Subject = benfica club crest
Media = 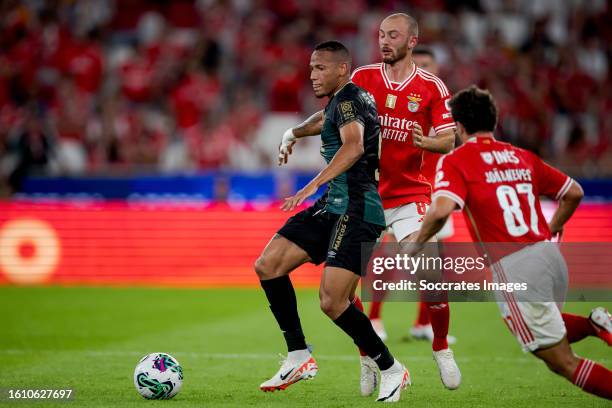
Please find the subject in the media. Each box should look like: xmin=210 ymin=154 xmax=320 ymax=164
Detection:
xmin=481 ymin=152 xmax=494 ymax=165
xmin=407 ymin=95 xmax=422 ymax=112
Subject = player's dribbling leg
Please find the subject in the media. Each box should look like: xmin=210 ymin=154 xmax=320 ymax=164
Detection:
xmin=534 ymin=337 xmax=612 ymax=400
xmin=320 ymin=266 xmax=410 ymax=402
xmin=255 ymin=235 xmax=318 ymax=391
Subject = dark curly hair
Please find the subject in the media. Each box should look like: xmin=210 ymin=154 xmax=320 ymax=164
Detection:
xmin=449 ymin=85 xmax=498 ymax=134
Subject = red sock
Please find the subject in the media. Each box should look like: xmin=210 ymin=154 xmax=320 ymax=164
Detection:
xmin=562 ymin=313 xmax=596 ymax=343
xmin=368 ymin=301 xmax=383 ymax=320
xmin=428 ymin=301 xmax=449 ymax=351
xmin=351 ymin=296 xmax=368 ymax=356
xmin=415 ymin=301 xmax=430 ymax=326
xmin=572 ymin=358 xmax=612 ymax=399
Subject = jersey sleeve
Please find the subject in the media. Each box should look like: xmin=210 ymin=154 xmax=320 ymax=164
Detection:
xmin=332 ymin=97 xmax=366 ymax=129
xmin=432 ymin=155 xmax=467 ymax=209
xmin=429 ymin=79 xmax=456 ymax=134
xmin=532 ymin=155 xmax=573 ymax=200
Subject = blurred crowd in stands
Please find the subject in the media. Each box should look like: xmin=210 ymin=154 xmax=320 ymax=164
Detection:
xmin=0 ymin=0 xmax=610 ymax=195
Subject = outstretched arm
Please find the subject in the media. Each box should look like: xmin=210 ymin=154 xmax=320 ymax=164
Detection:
xmin=281 ymin=121 xmax=364 ymax=211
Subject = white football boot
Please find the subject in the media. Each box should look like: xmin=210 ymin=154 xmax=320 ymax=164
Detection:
xmin=359 ymin=355 xmax=378 ymax=396
xmin=433 ymin=348 xmax=461 ymax=390
xmin=589 ymin=307 xmax=612 ymax=346
xmin=376 ymin=359 xmax=411 ymax=402
xmin=260 ymin=350 xmax=318 ymax=392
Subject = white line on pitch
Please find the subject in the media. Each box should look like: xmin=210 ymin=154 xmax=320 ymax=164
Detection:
xmin=3 ymin=349 xmax=608 ymax=364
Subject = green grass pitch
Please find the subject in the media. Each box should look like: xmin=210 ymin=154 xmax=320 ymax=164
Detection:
xmin=0 ymin=286 xmax=610 ymax=407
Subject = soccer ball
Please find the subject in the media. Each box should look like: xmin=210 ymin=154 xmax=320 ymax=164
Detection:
xmin=134 ymin=353 xmax=183 ymax=399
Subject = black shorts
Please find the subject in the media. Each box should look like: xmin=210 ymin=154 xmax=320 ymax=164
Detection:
xmin=277 ymin=204 xmax=384 ymax=276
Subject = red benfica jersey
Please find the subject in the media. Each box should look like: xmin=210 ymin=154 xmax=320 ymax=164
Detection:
xmin=351 ymin=63 xmax=455 ymax=208
xmin=433 ymin=136 xmax=573 ymax=246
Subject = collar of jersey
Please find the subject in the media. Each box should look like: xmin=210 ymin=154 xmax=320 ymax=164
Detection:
xmin=333 ymin=80 xmax=352 ymax=97
xmin=380 ymin=62 xmax=417 ymax=91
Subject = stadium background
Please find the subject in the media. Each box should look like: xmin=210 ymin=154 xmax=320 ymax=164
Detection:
xmin=0 ymin=1 xmax=611 ymax=407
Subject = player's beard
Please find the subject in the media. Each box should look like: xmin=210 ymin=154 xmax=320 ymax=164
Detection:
xmin=381 ymin=43 xmax=409 ymax=65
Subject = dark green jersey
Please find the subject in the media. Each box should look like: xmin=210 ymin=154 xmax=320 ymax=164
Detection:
xmin=318 ymin=82 xmax=385 ymax=226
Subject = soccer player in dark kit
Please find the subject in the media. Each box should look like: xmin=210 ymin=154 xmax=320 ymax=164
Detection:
xmin=255 ymin=41 xmax=410 ymax=402
xmin=279 ymin=14 xmax=461 ymax=395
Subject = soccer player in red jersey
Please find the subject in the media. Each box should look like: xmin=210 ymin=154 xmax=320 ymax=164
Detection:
xmin=350 ymin=13 xmax=460 ymax=392
xmin=279 ymin=13 xmax=461 ymax=395
xmin=365 ymin=46 xmax=458 ymax=345
xmin=414 ymin=86 xmax=612 ymax=400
